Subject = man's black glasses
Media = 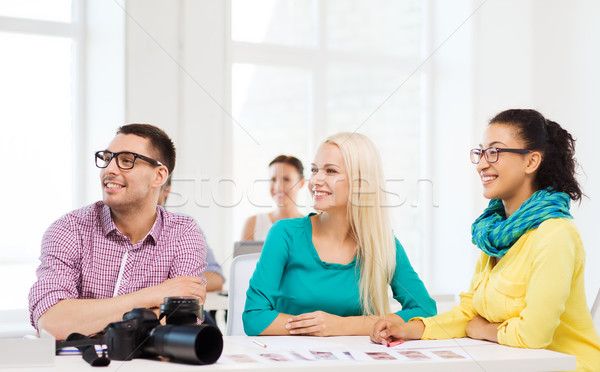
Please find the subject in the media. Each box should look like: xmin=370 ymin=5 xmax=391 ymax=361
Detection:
xmin=95 ymin=151 xmax=163 ymax=170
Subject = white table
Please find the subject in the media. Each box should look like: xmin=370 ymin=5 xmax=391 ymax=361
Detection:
xmin=1 ymin=336 xmax=576 ymax=372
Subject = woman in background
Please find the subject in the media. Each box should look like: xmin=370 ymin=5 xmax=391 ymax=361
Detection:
xmin=243 ymin=132 xmax=436 ymax=336
xmin=241 ymin=155 xmax=305 ymax=241
xmin=371 ymin=109 xmax=600 ymax=371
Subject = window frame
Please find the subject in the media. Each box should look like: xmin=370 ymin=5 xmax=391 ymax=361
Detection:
xmin=0 ymin=0 xmax=85 ymax=312
xmin=227 ymin=0 xmax=434 ymax=283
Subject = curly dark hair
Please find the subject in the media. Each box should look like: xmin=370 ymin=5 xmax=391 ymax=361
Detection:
xmin=489 ymin=109 xmax=582 ymax=201
xmin=117 ymin=124 xmax=176 ymax=175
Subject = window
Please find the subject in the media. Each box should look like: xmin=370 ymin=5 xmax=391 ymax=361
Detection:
xmin=0 ymin=0 xmax=81 ymax=310
xmin=230 ymin=0 xmax=428 ymax=273
xmin=0 ymin=0 xmax=72 ymax=22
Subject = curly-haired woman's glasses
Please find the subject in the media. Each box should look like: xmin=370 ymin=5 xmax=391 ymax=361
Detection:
xmin=470 ymin=147 xmax=531 ymax=164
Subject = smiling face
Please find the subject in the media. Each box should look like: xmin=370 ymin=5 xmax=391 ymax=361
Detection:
xmin=476 ymin=123 xmax=540 ymax=215
xmin=100 ymin=134 xmax=167 ymax=214
xmin=309 ymin=143 xmax=349 ymax=212
xmin=269 ymin=162 xmax=305 ymax=208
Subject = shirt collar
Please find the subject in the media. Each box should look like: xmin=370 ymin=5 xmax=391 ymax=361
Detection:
xmin=100 ymin=202 xmax=164 ymax=246
xmin=100 ymin=203 xmax=118 ymax=237
xmin=146 ymin=207 xmax=164 ymax=245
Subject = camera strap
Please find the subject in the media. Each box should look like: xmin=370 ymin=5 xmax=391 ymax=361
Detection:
xmin=56 ymin=333 xmax=111 ymax=367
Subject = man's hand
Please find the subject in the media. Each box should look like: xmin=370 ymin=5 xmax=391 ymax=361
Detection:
xmin=465 ymin=315 xmax=499 ymax=342
xmin=285 ymin=311 xmax=343 ymax=336
xmin=142 ymin=276 xmax=206 ymax=306
xmin=370 ymin=318 xmax=424 ymax=345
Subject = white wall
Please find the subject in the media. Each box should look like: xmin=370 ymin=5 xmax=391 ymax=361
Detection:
xmin=115 ymin=0 xmax=600 ymax=302
xmin=82 ymin=0 xmax=126 ymax=205
xmin=124 ymin=0 xmax=233 ymax=273
xmin=428 ymin=0 xmax=478 ymax=295
xmin=531 ymin=0 xmax=600 ymax=303
xmin=429 ymin=0 xmax=600 ymax=303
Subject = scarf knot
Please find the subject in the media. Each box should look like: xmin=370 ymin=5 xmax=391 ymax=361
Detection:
xmin=471 ymin=188 xmax=572 ymax=258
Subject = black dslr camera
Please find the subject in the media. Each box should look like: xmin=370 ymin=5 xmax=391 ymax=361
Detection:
xmin=104 ymin=297 xmax=223 ymax=364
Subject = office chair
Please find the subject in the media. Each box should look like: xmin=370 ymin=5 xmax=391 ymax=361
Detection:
xmin=225 ymin=253 xmax=260 ymax=336
xmin=233 ymin=240 xmax=264 ymax=257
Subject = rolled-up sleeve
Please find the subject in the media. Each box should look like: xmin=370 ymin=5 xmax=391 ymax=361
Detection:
xmin=418 ymin=254 xmax=486 ymax=339
xmin=28 ymin=217 xmax=82 ymax=331
xmin=170 ymin=221 xmax=208 ymax=284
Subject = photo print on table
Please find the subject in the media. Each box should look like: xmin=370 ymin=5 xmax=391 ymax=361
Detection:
xmin=260 ymin=353 xmax=291 ymax=362
xmin=310 ymin=351 xmax=338 ymax=360
xmin=366 ymin=351 xmax=397 ymax=361
xmin=223 ymin=354 xmax=258 ymax=363
xmin=397 ymin=350 xmax=430 ymax=360
xmin=431 ymin=350 xmax=466 ymax=359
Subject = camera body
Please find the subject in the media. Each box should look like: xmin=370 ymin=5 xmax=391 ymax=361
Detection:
xmin=105 ymin=307 xmax=159 ymax=360
xmin=104 ymin=297 xmax=223 ymax=365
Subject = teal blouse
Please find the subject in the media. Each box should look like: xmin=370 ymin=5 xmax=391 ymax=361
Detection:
xmin=242 ymin=214 xmax=436 ymax=336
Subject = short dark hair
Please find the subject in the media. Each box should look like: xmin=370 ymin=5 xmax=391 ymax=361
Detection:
xmin=117 ymin=124 xmax=176 ymax=175
xmin=269 ymin=155 xmax=304 ymax=178
xmin=489 ymin=109 xmax=582 ymax=201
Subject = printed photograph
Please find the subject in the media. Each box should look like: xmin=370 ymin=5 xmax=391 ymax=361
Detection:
xmin=366 ymin=351 xmax=397 ymax=360
xmin=260 ymin=353 xmax=291 ymax=362
xmin=225 ymin=354 xmax=258 ymax=363
xmin=398 ymin=350 xmax=430 ymax=360
xmin=432 ymin=350 xmax=466 ymax=359
xmin=290 ymin=351 xmax=313 ymax=361
xmin=310 ymin=350 xmax=338 ymax=360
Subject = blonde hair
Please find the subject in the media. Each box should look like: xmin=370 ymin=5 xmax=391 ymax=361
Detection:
xmin=323 ymin=132 xmax=396 ymax=316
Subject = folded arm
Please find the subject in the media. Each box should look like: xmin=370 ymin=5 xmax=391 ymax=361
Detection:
xmin=31 ymin=218 xmax=207 ymax=340
xmin=280 ymin=311 xmax=403 ymax=337
xmin=38 ymin=276 xmax=206 ymax=340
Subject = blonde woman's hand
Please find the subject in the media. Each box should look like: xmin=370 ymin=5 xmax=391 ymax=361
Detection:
xmin=285 ymin=311 xmax=342 ymax=336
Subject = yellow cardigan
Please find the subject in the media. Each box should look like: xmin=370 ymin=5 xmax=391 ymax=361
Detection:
xmin=419 ymin=218 xmax=600 ymax=372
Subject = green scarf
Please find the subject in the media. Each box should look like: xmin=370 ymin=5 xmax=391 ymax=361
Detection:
xmin=471 ymin=188 xmax=572 ymax=258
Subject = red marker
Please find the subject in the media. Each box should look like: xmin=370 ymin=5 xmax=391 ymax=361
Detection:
xmin=386 ymin=339 xmax=405 ymax=347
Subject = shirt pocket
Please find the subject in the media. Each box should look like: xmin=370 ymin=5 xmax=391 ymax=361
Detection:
xmin=493 ymin=275 xmax=526 ymax=319
xmin=470 ymin=272 xmax=485 ymax=292
xmin=466 ymin=272 xmax=485 ymax=308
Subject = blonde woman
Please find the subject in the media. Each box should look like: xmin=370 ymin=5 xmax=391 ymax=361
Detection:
xmin=243 ymin=133 xmax=436 ymax=336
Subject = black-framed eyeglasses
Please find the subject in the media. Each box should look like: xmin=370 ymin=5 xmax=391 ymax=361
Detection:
xmin=470 ymin=147 xmax=532 ymax=164
xmin=95 ymin=150 xmax=163 ymax=170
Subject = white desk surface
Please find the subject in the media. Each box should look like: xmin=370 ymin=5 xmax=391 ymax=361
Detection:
xmin=2 ymin=335 xmax=575 ymax=372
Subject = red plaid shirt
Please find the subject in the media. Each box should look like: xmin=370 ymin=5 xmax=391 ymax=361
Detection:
xmin=28 ymin=201 xmax=207 ymax=330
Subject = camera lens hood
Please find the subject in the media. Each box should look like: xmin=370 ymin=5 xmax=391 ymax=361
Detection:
xmin=160 ymin=296 xmax=203 ymax=325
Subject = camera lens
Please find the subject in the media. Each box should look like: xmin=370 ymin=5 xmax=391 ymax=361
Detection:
xmin=145 ymin=324 xmax=223 ymax=364
xmin=160 ymin=296 xmax=203 ymax=325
